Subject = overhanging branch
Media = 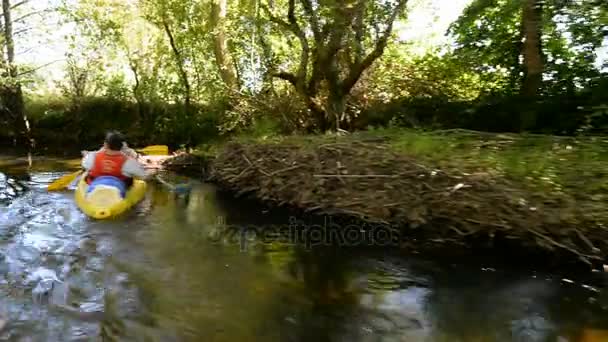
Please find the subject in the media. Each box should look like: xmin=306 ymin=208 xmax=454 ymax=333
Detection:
xmin=263 ymin=0 xmax=309 ymax=91
xmin=13 ymin=27 xmax=32 ymax=37
xmin=286 ymin=0 xmax=308 ymax=85
xmin=10 ymin=0 xmax=28 ymax=10
xmin=342 ymin=0 xmax=407 ymax=93
xmin=262 ymin=5 xmax=291 ymax=31
xmin=300 ymin=0 xmax=321 ymax=41
xmin=352 ymin=0 xmax=366 ymax=66
xmin=162 ymin=20 xmax=191 ymax=104
xmin=16 ymin=59 xmax=62 ymax=77
xmin=14 ymin=9 xmax=52 ymax=23
xmin=273 ymin=71 xmax=298 ymax=87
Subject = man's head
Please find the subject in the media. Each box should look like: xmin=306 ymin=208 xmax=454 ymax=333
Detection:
xmin=104 ymin=131 xmax=126 ymax=151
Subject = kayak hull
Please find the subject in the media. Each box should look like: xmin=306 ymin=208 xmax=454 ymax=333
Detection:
xmin=75 ymin=173 xmax=146 ymax=219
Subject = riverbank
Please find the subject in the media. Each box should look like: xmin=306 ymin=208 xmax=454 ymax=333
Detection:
xmin=163 ymin=129 xmax=608 ymax=268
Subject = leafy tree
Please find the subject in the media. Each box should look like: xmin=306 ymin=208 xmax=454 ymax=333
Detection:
xmin=210 ymin=0 xmax=239 ymax=90
xmin=64 ymin=0 xmax=159 ymax=125
xmin=520 ymin=0 xmax=543 ymax=97
xmin=0 ymin=0 xmax=35 ymax=146
xmin=35 ymin=0 xmax=605 ymax=139
xmin=263 ymin=0 xmax=408 ymax=131
xmin=450 ymin=0 xmax=607 ymax=97
xmin=450 ymin=0 xmax=607 ymax=130
xmin=360 ymin=46 xmax=485 ymax=103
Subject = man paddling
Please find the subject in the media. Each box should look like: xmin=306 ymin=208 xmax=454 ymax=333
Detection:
xmin=81 ymin=131 xmax=156 ymax=188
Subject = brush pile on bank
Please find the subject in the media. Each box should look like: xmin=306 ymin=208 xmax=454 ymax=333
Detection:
xmin=205 ymin=139 xmax=607 ymax=265
xmin=162 ymin=152 xmax=208 ymax=177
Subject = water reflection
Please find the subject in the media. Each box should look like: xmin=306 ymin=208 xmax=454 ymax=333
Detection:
xmin=112 ymin=180 xmax=608 ymax=342
xmin=1 ymin=161 xmax=608 ymax=341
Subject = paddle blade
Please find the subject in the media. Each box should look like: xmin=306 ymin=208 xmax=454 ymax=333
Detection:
xmin=136 ymin=145 xmax=169 ymax=155
xmin=47 ymin=170 xmax=83 ymax=191
xmin=580 ymin=329 xmax=608 ymax=342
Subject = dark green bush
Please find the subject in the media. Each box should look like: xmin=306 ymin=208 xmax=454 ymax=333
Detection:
xmin=359 ymin=89 xmax=607 ymax=135
xmin=17 ymin=96 xmax=222 ymax=151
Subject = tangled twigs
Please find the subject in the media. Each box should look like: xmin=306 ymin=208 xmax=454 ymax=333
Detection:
xmin=242 ymin=153 xmax=271 ymax=176
xmin=162 ymin=154 xmax=208 ymax=177
xmin=573 ymin=228 xmax=601 ymax=254
xmin=313 ymin=174 xmax=399 ymax=178
xmin=269 ymin=165 xmax=302 ymax=177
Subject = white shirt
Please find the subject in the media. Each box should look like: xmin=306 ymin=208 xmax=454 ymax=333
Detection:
xmin=82 ymin=151 xmax=147 ymax=179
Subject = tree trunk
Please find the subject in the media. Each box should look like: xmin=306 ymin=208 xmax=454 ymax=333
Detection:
xmin=306 ymin=96 xmax=328 ymax=132
xmin=2 ymin=0 xmax=15 ymax=70
xmin=326 ymin=91 xmax=346 ymax=131
xmin=1 ymin=0 xmax=30 ymax=148
xmin=289 ymin=87 xmax=327 ymax=132
xmin=268 ymin=0 xmax=406 ymax=133
xmin=132 ymin=68 xmax=148 ymax=137
xmin=162 ymin=20 xmax=193 ymax=146
xmin=0 ymin=86 xmax=27 ymax=143
xmin=520 ymin=0 xmax=544 ymax=131
xmin=162 ymin=21 xmax=191 ymax=115
xmin=210 ymin=0 xmax=238 ymax=90
xmin=521 ymin=0 xmax=543 ymax=97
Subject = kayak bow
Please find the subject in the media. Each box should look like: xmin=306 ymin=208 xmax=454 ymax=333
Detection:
xmin=74 ymin=172 xmax=146 ymax=219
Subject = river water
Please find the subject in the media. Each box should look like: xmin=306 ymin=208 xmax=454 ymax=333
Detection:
xmin=1 ymin=155 xmax=608 ymax=341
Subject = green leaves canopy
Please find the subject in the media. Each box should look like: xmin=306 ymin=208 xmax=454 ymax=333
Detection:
xmin=449 ymin=0 xmax=607 ymax=96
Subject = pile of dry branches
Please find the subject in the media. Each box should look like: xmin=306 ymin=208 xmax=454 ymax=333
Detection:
xmin=162 ymin=152 xmax=208 ymax=177
xmin=169 ymin=140 xmax=608 ymax=265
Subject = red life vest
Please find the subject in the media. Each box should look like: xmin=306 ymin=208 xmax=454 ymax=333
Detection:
xmin=87 ymin=151 xmax=128 ymax=183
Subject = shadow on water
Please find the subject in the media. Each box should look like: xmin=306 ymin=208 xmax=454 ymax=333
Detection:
xmin=1 ymin=156 xmax=608 ymax=341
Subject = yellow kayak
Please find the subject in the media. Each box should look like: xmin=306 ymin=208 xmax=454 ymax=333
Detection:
xmin=74 ymin=172 xmax=147 ymax=219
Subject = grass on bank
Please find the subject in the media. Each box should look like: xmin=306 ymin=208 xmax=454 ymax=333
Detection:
xmin=195 ymin=127 xmax=608 ymax=212
xmin=379 ymin=128 xmax=608 ymax=198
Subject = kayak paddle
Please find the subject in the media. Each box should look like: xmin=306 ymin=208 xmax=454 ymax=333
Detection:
xmin=47 ymin=170 xmax=83 ymax=191
xmin=154 ymin=175 xmax=193 ymax=194
xmin=136 ymin=145 xmax=169 ymax=155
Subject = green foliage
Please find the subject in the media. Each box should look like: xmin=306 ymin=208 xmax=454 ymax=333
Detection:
xmin=449 ymin=0 xmax=522 ymax=93
xmin=245 ymin=116 xmax=283 ymax=139
xmin=22 ymin=95 xmax=221 ymax=149
xmin=219 ymin=89 xmax=309 ymax=135
xmin=356 ymin=47 xmax=484 ymax=103
xmin=4 ymin=0 xmax=604 ymax=146
xmin=381 ymin=128 xmax=608 ymax=198
xmin=104 ymin=74 xmax=130 ymax=101
xmin=153 ymin=103 xmax=223 ymax=148
xmin=450 ymin=0 xmax=607 ymax=96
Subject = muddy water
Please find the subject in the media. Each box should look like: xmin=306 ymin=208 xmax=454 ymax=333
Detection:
xmin=1 ymin=156 xmax=608 ymax=341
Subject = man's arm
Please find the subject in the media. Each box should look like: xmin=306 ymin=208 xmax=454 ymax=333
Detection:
xmin=122 ymin=159 xmax=156 ymax=180
xmin=82 ymin=151 xmax=96 ymax=170
xmin=121 ymin=142 xmax=139 ymax=159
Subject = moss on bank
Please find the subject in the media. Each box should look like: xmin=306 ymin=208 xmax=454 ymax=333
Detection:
xmin=164 ymin=129 xmax=608 ymax=266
